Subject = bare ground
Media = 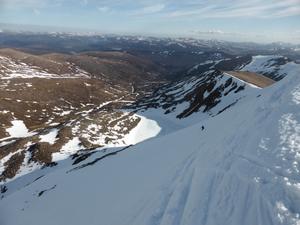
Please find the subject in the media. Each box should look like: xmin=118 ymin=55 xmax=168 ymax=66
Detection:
xmin=224 ymin=71 xmax=275 ymax=88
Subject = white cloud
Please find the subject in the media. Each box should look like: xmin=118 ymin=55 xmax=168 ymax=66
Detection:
xmin=1 ymin=0 xmax=300 ymax=19
xmin=97 ymin=6 xmax=110 ymax=13
xmin=270 ymin=5 xmax=300 ymax=17
xmin=165 ymin=0 xmax=300 ymax=19
xmin=33 ymin=8 xmax=41 ymax=15
xmin=142 ymin=4 xmax=165 ymax=14
xmin=0 ymin=0 xmax=62 ymax=9
xmin=81 ymin=0 xmax=88 ymax=6
xmin=131 ymin=3 xmax=165 ymax=16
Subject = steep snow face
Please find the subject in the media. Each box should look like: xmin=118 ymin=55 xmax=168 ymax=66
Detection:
xmin=1 ymin=64 xmax=300 ymax=225
xmin=241 ymin=55 xmax=300 ymax=81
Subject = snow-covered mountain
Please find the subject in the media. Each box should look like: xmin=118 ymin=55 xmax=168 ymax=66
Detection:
xmin=0 ymin=32 xmax=300 ymax=225
xmin=0 ymin=53 xmax=298 ymax=182
xmin=0 ymin=51 xmax=256 ymax=183
xmin=133 ymin=69 xmax=253 ymax=120
xmin=0 ymin=54 xmax=300 ymax=225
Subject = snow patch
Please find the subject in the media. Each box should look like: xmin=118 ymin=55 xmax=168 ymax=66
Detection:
xmin=39 ymin=129 xmax=59 ymax=145
xmin=52 ymin=137 xmax=82 ymax=161
xmin=6 ymin=120 xmax=33 ymax=138
xmin=123 ymin=115 xmax=161 ymax=145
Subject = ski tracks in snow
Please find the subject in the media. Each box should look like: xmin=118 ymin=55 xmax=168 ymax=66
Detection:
xmin=125 ymin=152 xmax=196 ymax=225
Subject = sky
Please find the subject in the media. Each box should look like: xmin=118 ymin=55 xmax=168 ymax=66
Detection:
xmin=0 ymin=0 xmax=300 ymax=43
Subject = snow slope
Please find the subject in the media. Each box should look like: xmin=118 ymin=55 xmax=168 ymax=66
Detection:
xmin=1 ymin=61 xmax=300 ymax=225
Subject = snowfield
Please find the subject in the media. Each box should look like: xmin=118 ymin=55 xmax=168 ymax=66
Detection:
xmin=121 ymin=115 xmax=161 ymax=145
xmin=1 ymin=58 xmax=300 ymax=225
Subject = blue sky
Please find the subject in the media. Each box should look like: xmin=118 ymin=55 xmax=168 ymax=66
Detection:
xmin=0 ymin=0 xmax=300 ymax=43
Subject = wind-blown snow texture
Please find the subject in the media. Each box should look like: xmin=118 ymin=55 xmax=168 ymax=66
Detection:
xmin=1 ymin=56 xmax=300 ymax=225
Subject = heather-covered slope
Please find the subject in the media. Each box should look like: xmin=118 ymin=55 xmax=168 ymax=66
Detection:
xmin=0 ymin=48 xmax=165 ymax=182
xmin=1 ymin=58 xmax=300 ymax=225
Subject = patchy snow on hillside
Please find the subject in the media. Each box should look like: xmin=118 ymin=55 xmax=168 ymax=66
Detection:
xmin=51 ymin=113 xmax=161 ymax=161
xmin=6 ymin=120 xmax=34 ymax=138
xmin=136 ymin=70 xmax=256 ymax=126
xmin=0 ymin=56 xmax=90 ymax=79
xmin=52 ymin=137 xmax=82 ymax=161
xmin=241 ymin=55 xmax=300 ymax=80
xmin=0 ymin=149 xmax=23 ymax=175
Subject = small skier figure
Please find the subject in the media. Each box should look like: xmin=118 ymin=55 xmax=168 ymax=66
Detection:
xmin=201 ymin=126 xmax=205 ymax=131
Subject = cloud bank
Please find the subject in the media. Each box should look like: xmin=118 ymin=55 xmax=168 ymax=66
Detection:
xmin=0 ymin=0 xmax=299 ymax=43
xmin=1 ymin=0 xmax=300 ymax=18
